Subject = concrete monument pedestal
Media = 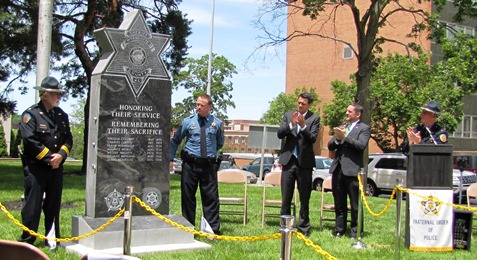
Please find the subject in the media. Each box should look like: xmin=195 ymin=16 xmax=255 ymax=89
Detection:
xmin=65 ymin=215 xmax=211 ymax=256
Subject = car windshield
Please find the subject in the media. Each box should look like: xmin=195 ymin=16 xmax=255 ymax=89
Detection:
xmin=316 ymin=158 xmax=333 ymax=169
xmin=219 ymin=161 xmax=239 ymax=170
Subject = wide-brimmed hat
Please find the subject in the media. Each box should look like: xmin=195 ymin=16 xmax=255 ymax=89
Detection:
xmin=33 ymin=76 xmax=65 ymax=93
xmin=420 ymin=100 xmax=440 ymax=115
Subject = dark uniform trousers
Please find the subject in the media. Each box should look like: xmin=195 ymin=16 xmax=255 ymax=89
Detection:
xmin=331 ymin=163 xmax=360 ymax=236
xmin=280 ymin=156 xmax=312 ymax=234
xmin=181 ymin=160 xmax=220 ymax=233
xmin=21 ymin=164 xmax=63 ymax=243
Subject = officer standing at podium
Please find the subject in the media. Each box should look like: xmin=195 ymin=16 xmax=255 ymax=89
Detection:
xmin=401 ymin=100 xmax=448 ymax=153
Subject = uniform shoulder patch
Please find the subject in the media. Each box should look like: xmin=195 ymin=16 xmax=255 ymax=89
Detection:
xmin=439 ymin=134 xmax=447 ymax=143
xmin=22 ymin=113 xmax=31 ymax=124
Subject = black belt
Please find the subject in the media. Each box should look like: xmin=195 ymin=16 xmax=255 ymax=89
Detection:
xmin=183 ymin=153 xmax=216 ymax=165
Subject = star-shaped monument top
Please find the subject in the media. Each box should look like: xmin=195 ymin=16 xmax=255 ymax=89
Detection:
xmin=94 ymin=10 xmax=170 ymax=99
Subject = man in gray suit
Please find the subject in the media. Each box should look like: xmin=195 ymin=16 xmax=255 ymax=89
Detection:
xmin=328 ymin=102 xmax=370 ymax=239
xmin=278 ymin=93 xmax=320 ymax=236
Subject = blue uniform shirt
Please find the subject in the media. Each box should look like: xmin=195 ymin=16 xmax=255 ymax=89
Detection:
xmin=170 ymin=113 xmax=224 ymax=159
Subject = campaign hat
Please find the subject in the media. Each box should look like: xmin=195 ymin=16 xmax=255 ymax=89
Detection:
xmin=420 ymin=100 xmax=440 ymax=115
xmin=33 ymin=76 xmax=65 ymax=93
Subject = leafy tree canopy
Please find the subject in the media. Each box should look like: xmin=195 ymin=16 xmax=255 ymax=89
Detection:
xmin=171 ymin=54 xmax=237 ymax=128
xmin=0 ymin=0 xmax=192 ymax=113
xmin=323 ymin=52 xmax=465 ymax=152
xmin=260 ymin=87 xmax=320 ymax=125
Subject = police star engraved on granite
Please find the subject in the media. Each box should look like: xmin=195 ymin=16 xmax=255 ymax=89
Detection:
xmin=142 ymin=187 xmax=162 ymax=209
xmin=104 ymin=189 xmax=125 ymax=211
xmin=95 ymin=10 xmax=170 ymax=99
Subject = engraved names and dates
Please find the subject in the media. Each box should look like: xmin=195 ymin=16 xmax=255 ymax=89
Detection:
xmin=106 ymin=104 xmax=163 ymax=162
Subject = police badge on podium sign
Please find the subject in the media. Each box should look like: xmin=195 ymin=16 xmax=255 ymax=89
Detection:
xmin=409 ymin=189 xmax=453 ymax=251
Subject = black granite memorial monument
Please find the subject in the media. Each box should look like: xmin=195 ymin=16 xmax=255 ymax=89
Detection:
xmin=68 ymin=10 xmax=209 ymax=254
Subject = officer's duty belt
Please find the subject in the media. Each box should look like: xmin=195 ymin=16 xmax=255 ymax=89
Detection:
xmin=183 ymin=153 xmax=216 ymax=165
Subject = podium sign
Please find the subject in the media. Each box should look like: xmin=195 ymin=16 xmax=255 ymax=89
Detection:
xmin=409 ymin=189 xmax=453 ymax=251
xmin=405 ymin=144 xmax=453 ymax=250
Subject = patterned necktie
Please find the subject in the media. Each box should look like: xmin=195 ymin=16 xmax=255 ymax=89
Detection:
xmin=200 ymin=117 xmax=207 ymax=158
xmin=346 ymin=123 xmax=352 ymax=135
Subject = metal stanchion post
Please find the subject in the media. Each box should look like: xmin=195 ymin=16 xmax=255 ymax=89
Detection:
xmin=279 ymin=215 xmax=296 ymax=260
xmin=394 ymin=178 xmax=403 ymax=260
xmin=352 ymin=169 xmax=367 ymax=249
xmin=123 ymin=186 xmax=134 ymax=255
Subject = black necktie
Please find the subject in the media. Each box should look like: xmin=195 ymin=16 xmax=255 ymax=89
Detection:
xmin=49 ymin=110 xmax=55 ymax=120
xmin=200 ymin=117 xmax=207 ymax=158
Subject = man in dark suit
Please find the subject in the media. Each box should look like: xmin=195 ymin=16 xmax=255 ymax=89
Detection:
xmin=277 ymin=93 xmax=320 ymax=236
xmin=328 ymin=102 xmax=370 ymax=239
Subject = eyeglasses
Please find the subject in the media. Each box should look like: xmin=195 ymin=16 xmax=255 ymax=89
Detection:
xmin=297 ymin=102 xmax=308 ymax=106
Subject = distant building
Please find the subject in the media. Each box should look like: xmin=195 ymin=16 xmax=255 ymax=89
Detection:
xmin=223 ymin=120 xmax=277 ymax=155
xmin=285 ymin=1 xmax=477 ymax=155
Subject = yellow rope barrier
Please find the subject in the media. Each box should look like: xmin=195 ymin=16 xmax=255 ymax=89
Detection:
xmin=294 ymin=232 xmax=337 ymax=260
xmin=0 ymin=196 xmax=343 ymax=259
xmin=395 ymin=186 xmax=477 ymax=212
xmin=357 ymin=174 xmax=396 ymax=216
xmin=356 ymin=174 xmax=477 ymax=215
xmin=0 ymin=202 xmax=124 ymax=242
xmin=132 ymin=196 xmax=280 ymax=242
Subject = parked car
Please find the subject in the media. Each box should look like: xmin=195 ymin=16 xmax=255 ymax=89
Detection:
xmin=170 ymin=158 xmax=182 ymax=174
xmin=267 ymin=155 xmax=333 ymax=191
xmin=241 ymin=156 xmax=275 ymax=179
xmin=219 ymin=161 xmax=257 ymax=184
xmin=366 ymin=153 xmax=477 ymax=201
xmin=312 ymin=156 xmax=333 ymax=191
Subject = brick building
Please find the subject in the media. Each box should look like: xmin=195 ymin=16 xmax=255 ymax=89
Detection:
xmin=285 ymin=1 xmax=477 ymax=156
xmin=223 ymin=119 xmax=275 ymax=154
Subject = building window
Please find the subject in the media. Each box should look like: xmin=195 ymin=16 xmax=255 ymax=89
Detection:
xmin=228 ymin=136 xmax=232 ymax=144
xmin=234 ymin=137 xmax=239 ymax=144
xmin=248 ymin=148 xmax=252 ymax=153
xmin=343 ymin=45 xmax=353 ymax=60
xmin=445 ymin=23 xmax=475 ymax=39
xmin=451 ymin=115 xmax=477 ymax=139
xmin=241 ymin=148 xmax=245 ymax=153
xmin=241 ymin=137 xmax=246 ymax=144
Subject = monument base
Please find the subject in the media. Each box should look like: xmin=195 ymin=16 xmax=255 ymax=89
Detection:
xmin=65 ymin=214 xmax=211 ymax=256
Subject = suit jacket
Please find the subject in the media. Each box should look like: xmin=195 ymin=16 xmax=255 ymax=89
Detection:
xmin=328 ymin=121 xmax=370 ymax=177
xmin=277 ymin=110 xmax=320 ymax=168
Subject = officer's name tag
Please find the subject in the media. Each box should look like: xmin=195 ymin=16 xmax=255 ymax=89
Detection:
xmin=39 ymin=124 xmax=48 ymax=129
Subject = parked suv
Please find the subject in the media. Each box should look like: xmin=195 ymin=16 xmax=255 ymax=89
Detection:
xmin=312 ymin=156 xmax=333 ymax=191
xmin=242 ymin=156 xmax=275 ymax=179
xmin=366 ymin=153 xmax=477 ymax=201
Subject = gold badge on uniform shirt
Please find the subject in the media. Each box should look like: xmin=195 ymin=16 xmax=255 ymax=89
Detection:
xmin=39 ymin=124 xmax=48 ymax=129
xmin=22 ymin=114 xmax=31 ymax=123
xmin=439 ymin=134 xmax=447 ymax=143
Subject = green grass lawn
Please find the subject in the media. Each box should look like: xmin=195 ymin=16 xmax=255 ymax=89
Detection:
xmin=1 ymin=160 xmax=476 ymax=259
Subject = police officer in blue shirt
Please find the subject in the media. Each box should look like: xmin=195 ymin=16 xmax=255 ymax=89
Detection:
xmin=18 ymin=76 xmax=73 ymax=246
xmin=401 ymin=100 xmax=448 ymax=153
xmin=170 ymin=94 xmax=224 ymax=234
